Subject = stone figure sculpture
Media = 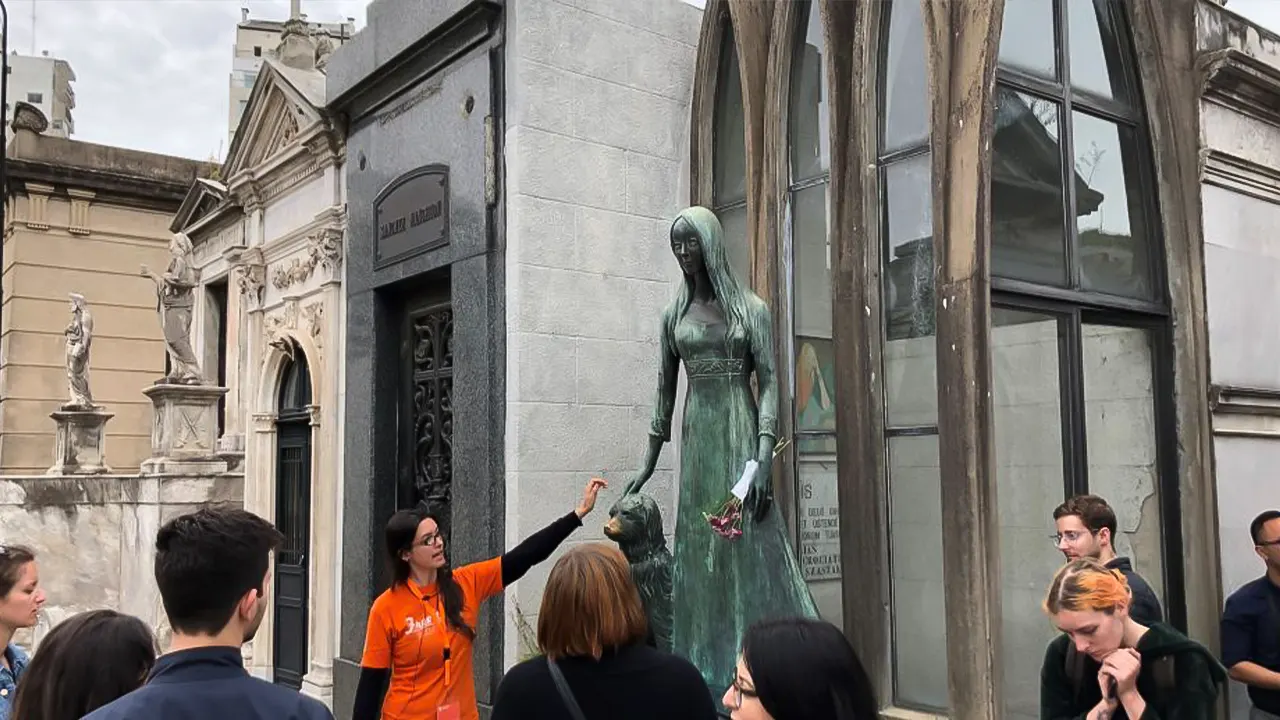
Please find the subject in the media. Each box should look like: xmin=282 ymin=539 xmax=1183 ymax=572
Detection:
xmin=604 ymin=492 xmax=674 ymax=653
xmin=622 ymin=206 xmax=817 ymax=691
xmin=64 ymin=293 xmax=95 ymax=408
xmin=141 ymin=232 xmax=203 ymax=384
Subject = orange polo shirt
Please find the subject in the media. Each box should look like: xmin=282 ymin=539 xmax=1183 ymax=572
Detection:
xmin=361 ymin=558 xmax=504 ymax=720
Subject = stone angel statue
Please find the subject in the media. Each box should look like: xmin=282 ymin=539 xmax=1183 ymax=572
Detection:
xmin=64 ymin=293 xmax=95 ymax=408
xmin=141 ymin=232 xmax=203 ymax=384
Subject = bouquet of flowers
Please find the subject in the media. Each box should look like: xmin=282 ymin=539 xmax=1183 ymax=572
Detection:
xmin=702 ymin=438 xmax=791 ymax=542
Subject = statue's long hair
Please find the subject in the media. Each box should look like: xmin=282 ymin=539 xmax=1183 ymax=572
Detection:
xmin=666 ymin=206 xmax=754 ymax=355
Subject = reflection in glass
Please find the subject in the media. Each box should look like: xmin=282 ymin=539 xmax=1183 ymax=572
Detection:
xmin=889 ymin=433 xmax=948 ymax=712
xmin=883 ymin=153 xmax=936 ymax=428
xmin=1081 ymin=323 xmax=1164 ymax=606
xmin=997 ymin=0 xmax=1057 ymax=79
xmin=797 ymin=454 xmax=842 ymax=625
xmin=991 ymin=308 xmax=1068 ymax=720
xmin=1073 ymin=112 xmax=1151 ymax=299
xmin=792 ymin=183 xmax=833 ymax=455
xmin=789 ymin=1 xmax=829 ymax=182
xmin=713 ymin=25 xmax=746 ymax=206
xmin=717 ymin=203 xmax=750 ymax=283
xmin=1068 ymin=0 xmax=1127 ymax=102
xmin=992 ymin=88 xmax=1067 ymax=286
xmin=882 ymin=0 xmax=929 ymax=153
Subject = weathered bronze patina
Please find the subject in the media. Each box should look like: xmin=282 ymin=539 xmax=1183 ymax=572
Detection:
xmin=604 ymin=493 xmax=674 ymax=653
xmin=624 ymin=205 xmax=816 ymax=691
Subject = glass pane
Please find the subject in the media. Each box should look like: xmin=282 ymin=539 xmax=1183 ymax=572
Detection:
xmin=882 ymin=0 xmax=930 ymax=153
xmin=792 ymin=181 xmax=833 ymax=457
xmin=889 ymin=433 xmax=948 ymax=711
xmin=1082 ymin=323 xmax=1164 ymax=608
xmin=713 ymin=26 xmax=747 ymax=206
xmin=992 ymin=88 xmax=1067 ymax=286
xmin=716 ymin=203 xmax=751 ymax=284
xmin=998 ymin=0 xmax=1057 ymax=80
xmin=883 ymin=154 xmax=936 ymax=427
xmin=992 ymin=308 xmax=1069 ymax=720
xmin=1067 ymin=0 xmax=1128 ymax=102
xmin=789 ymin=1 xmax=829 ymax=181
xmin=798 ymin=451 xmax=842 ymax=626
xmin=1074 ymin=113 xmax=1153 ymax=299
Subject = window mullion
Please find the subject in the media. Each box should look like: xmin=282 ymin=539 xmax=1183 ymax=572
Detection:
xmin=1057 ymin=0 xmax=1082 ymax=291
xmin=1060 ymin=310 xmax=1089 ymax=497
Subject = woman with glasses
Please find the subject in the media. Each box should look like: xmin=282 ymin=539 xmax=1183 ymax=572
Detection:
xmin=490 ymin=543 xmax=715 ymax=720
xmin=0 ymin=545 xmax=44 ymax=720
xmin=352 ymin=478 xmax=607 ymax=720
xmin=723 ymin=617 xmax=877 ymax=720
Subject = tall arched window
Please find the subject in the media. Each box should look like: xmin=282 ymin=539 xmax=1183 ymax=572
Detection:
xmin=783 ymin=0 xmax=838 ymax=625
xmin=877 ymin=0 xmax=948 ymax=712
xmin=711 ymin=16 xmax=750 ymax=280
xmin=992 ymin=1 xmax=1175 ymax=716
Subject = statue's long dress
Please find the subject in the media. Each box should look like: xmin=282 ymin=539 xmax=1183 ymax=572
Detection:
xmin=650 ymin=294 xmax=818 ymax=692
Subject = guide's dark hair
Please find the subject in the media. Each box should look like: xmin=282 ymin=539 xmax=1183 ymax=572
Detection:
xmin=1251 ymin=510 xmax=1280 ymax=545
xmin=11 ymin=609 xmax=156 ymax=720
xmin=154 ymin=506 xmax=284 ymax=635
xmin=0 ymin=544 xmax=36 ymax=598
xmin=1053 ymin=494 xmax=1118 ymax=538
xmin=384 ymin=508 xmax=473 ymax=639
xmin=741 ymin=617 xmax=878 ymax=720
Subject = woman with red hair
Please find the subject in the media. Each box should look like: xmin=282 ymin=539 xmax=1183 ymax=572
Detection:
xmin=1040 ymin=558 xmax=1225 ymax=719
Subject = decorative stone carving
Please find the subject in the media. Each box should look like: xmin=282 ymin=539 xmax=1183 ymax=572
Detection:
xmin=141 ymin=233 xmax=203 ymax=384
xmin=270 ymin=230 xmax=344 ymax=289
xmin=236 ymin=263 xmax=267 ymax=310
xmin=272 ymin=257 xmax=314 ymax=289
xmin=265 ymin=300 xmax=301 ymax=354
xmin=47 ymin=408 xmax=114 ymax=475
xmin=140 ymin=383 xmax=229 ymax=475
xmin=301 ymin=302 xmax=324 ymax=351
xmin=11 ymin=101 xmax=48 ymax=134
xmin=277 ymin=112 xmax=300 ymax=152
xmin=64 ymin=293 xmax=95 ymax=409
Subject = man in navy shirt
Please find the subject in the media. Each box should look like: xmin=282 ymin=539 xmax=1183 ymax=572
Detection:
xmin=1052 ymin=494 xmax=1164 ymax=625
xmin=1223 ymin=509 xmax=1280 ymax=720
xmin=84 ymin=507 xmax=332 ymax=720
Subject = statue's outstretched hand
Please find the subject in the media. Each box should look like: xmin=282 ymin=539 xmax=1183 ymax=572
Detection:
xmin=575 ymin=477 xmax=608 ymax=519
xmin=744 ymin=463 xmax=773 ymax=523
xmin=622 ymin=473 xmax=648 ymax=497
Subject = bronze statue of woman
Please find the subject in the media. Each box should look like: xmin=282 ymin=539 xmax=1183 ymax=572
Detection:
xmin=623 ymin=205 xmax=817 ymax=691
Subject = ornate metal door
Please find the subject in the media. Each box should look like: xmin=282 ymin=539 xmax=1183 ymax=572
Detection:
xmin=274 ymin=351 xmax=312 ymax=689
xmin=399 ymin=300 xmax=454 ymax=533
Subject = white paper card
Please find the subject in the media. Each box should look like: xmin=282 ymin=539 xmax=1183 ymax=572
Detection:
xmin=731 ymin=460 xmax=758 ymax=501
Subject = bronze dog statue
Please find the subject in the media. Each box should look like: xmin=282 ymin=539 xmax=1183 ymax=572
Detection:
xmin=605 ymin=493 xmax=673 ymax=653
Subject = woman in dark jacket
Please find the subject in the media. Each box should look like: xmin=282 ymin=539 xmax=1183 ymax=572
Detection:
xmin=1041 ymin=558 xmax=1226 ymax=719
xmin=491 ymin=543 xmax=716 ymax=720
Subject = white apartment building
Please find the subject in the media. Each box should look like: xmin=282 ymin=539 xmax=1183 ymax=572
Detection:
xmin=228 ymin=7 xmax=354 ymax=147
xmin=5 ymin=51 xmax=74 ymax=142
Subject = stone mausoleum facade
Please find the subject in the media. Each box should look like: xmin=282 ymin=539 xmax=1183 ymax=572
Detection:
xmin=320 ymin=1 xmax=1280 ymax=719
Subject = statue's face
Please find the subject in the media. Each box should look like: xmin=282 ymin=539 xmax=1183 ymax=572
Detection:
xmin=670 ymin=219 xmax=704 ymax=276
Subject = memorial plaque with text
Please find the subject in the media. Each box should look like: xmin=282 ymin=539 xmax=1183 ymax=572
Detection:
xmin=797 ymin=456 xmax=841 ymax=581
xmin=374 ymin=165 xmax=449 ymax=267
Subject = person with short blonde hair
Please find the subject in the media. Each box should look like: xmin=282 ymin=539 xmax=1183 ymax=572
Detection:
xmin=492 ymin=544 xmax=715 ymax=720
xmin=1041 ymin=558 xmax=1225 ymax=719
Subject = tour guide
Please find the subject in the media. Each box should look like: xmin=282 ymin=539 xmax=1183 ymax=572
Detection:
xmin=352 ymin=477 xmax=608 ymax=720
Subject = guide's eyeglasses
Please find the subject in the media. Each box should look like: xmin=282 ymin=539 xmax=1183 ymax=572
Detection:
xmin=1049 ymin=530 xmax=1096 ymax=546
xmin=725 ymin=676 xmax=757 ymax=709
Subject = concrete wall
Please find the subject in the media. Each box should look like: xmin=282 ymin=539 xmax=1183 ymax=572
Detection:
xmin=1197 ymin=4 xmax=1280 ymax=716
xmin=502 ymin=0 xmax=700 ymax=663
xmin=0 ymin=473 xmax=242 ymax=654
xmin=0 ymin=191 xmax=171 ymax=474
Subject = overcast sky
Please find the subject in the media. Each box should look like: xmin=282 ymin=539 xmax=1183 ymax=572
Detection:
xmin=10 ymin=0 xmax=1280 ymax=162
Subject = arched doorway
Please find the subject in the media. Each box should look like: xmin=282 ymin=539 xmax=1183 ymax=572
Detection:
xmin=273 ymin=345 xmax=312 ymax=689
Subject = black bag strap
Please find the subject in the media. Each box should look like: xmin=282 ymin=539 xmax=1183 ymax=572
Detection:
xmin=1268 ymin=587 xmax=1280 ymax=644
xmin=1064 ymin=641 xmax=1087 ymax=700
xmin=547 ymin=658 xmax=588 ymax=720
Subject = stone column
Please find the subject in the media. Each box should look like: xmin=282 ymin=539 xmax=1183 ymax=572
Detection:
xmin=303 ymin=403 xmax=334 ymax=705
xmin=922 ymin=0 xmax=1006 ymax=717
xmin=245 ymin=411 xmax=277 ymax=680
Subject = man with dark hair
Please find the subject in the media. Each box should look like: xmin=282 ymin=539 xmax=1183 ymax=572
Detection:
xmin=1051 ymin=494 xmax=1164 ymax=625
xmin=84 ymin=506 xmax=333 ymax=720
xmin=1222 ymin=509 xmax=1280 ymax=719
